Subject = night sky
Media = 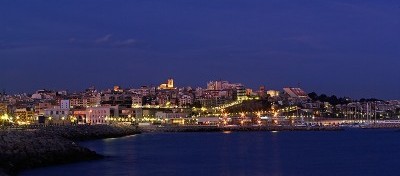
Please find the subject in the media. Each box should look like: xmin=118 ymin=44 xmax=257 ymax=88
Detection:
xmin=1 ymin=0 xmax=399 ymax=99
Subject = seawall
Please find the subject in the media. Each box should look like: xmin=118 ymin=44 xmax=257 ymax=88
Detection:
xmin=139 ymin=125 xmax=343 ymax=133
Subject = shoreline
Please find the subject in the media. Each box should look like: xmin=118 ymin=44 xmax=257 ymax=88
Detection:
xmin=138 ymin=123 xmax=400 ymax=133
xmin=138 ymin=125 xmax=343 ymax=133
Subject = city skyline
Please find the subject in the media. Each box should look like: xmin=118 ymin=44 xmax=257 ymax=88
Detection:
xmin=0 ymin=78 xmax=396 ymax=101
xmin=0 ymin=77 xmax=398 ymax=100
xmin=1 ymin=0 xmax=399 ymax=99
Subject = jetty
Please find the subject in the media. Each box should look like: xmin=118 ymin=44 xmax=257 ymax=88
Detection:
xmin=0 ymin=124 xmax=140 ymax=175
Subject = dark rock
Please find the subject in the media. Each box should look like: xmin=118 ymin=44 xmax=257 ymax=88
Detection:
xmin=0 ymin=124 xmax=139 ymax=175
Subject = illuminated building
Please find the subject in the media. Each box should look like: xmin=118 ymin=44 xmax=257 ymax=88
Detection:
xmin=60 ymin=100 xmax=70 ymax=110
xmin=132 ymin=95 xmax=143 ymax=107
xmin=179 ymin=95 xmax=193 ymax=106
xmin=15 ymin=108 xmax=34 ymax=122
xmin=197 ymin=117 xmax=220 ymax=125
xmin=283 ymin=87 xmax=310 ymax=104
xmin=159 ymin=78 xmax=175 ymax=90
xmin=44 ymin=107 xmax=70 ymax=124
xmin=207 ymin=80 xmax=241 ymax=90
xmin=258 ymin=86 xmax=266 ymax=97
xmin=0 ymin=103 xmax=7 ymax=116
xmin=70 ymin=97 xmax=89 ymax=108
xmin=72 ymin=108 xmax=87 ymax=124
xmin=236 ymin=85 xmax=247 ymax=101
xmin=31 ymin=89 xmax=57 ymax=100
xmin=267 ymin=90 xmax=280 ymax=97
xmin=207 ymin=81 xmax=223 ymax=90
xmin=101 ymin=93 xmax=133 ymax=108
xmin=246 ymin=89 xmax=253 ymax=96
xmin=155 ymin=111 xmax=189 ymax=119
xmin=114 ymin=86 xmax=123 ymax=92
xmin=283 ymin=87 xmax=308 ymax=98
xmin=34 ymin=102 xmax=52 ymax=115
xmin=86 ymin=107 xmax=110 ymax=125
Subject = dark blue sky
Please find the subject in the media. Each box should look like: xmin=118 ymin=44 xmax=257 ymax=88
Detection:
xmin=1 ymin=0 xmax=399 ymax=99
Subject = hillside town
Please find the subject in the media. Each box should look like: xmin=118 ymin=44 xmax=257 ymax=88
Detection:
xmin=1 ymin=79 xmax=399 ymax=127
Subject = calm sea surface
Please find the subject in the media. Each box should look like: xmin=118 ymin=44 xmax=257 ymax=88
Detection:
xmin=22 ymin=129 xmax=400 ymax=176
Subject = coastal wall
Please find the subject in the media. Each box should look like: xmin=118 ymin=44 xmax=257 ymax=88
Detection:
xmin=0 ymin=124 xmax=140 ymax=175
xmin=361 ymin=123 xmax=400 ymax=129
xmin=139 ymin=125 xmax=342 ymax=133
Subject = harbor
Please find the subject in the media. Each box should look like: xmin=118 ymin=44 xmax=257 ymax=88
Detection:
xmin=2 ymin=119 xmax=400 ymax=175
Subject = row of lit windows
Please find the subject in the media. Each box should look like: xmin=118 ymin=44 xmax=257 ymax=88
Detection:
xmin=50 ymin=111 xmax=66 ymax=115
xmin=91 ymin=120 xmax=105 ymax=123
xmin=90 ymin=110 xmax=107 ymax=113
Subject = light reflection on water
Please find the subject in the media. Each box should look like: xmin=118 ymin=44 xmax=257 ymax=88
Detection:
xmin=22 ymin=130 xmax=400 ymax=176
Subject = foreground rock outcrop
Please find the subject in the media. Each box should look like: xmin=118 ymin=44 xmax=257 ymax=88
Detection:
xmin=0 ymin=124 xmax=140 ymax=175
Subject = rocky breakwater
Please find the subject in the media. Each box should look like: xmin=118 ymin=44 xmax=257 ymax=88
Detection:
xmin=0 ymin=124 xmax=140 ymax=175
xmin=40 ymin=124 xmax=141 ymax=141
xmin=0 ymin=130 xmax=100 ymax=175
